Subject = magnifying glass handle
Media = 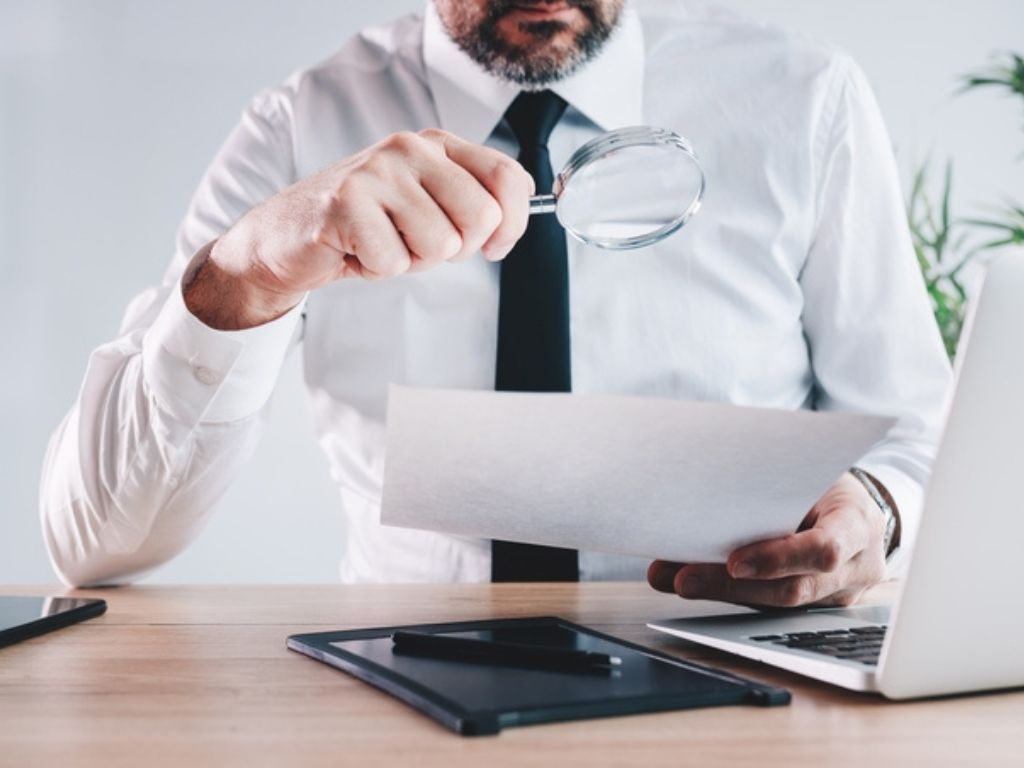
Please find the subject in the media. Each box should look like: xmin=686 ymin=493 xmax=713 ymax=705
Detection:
xmin=529 ymin=194 xmax=557 ymax=215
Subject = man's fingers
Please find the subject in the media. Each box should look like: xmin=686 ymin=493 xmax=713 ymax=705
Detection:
xmin=417 ymin=155 xmax=502 ymax=261
xmin=334 ymin=129 xmax=533 ymax=278
xmin=383 ymin=181 xmax=463 ymax=270
xmin=652 ymin=477 xmax=892 ymax=609
xmin=647 ymin=560 xmax=684 ymax=593
xmin=337 ymin=203 xmax=412 ymax=280
xmin=727 ymin=512 xmax=871 ymax=580
xmin=425 ymin=129 xmax=534 ymax=260
xmin=671 ymin=564 xmax=730 ymax=600
xmin=672 ymin=564 xmax=844 ymax=609
xmin=725 ymin=529 xmax=847 ymax=580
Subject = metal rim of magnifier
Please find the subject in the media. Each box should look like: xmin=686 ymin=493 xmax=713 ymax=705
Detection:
xmin=552 ymin=126 xmax=707 ymax=251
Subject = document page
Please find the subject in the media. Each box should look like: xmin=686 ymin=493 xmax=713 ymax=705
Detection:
xmin=381 ymin=387 xmax=895 ymax=563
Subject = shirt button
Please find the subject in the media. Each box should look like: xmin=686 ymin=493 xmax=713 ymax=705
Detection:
xmin=192 ymin=365 xmax=222 ymax=386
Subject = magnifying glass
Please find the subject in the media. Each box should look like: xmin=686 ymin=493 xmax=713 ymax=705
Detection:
xmin=528 ymin=126 xmax=705 ymax=250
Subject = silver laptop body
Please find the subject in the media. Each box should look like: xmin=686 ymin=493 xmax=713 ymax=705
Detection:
xmin=649 ymin=252 xmax=1024 ymax=699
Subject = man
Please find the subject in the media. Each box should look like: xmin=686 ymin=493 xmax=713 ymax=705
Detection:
xmin=40 ymin=0 xmax=951 ymax=606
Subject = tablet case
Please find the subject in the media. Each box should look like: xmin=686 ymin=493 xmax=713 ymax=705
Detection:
xmin=287 ymin=616 xmax=789 ymax=735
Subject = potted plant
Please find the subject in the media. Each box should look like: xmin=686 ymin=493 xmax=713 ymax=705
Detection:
xmin=908 ymin=52 xmax=1024 ymax=358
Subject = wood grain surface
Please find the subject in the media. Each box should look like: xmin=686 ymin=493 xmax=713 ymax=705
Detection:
xmin=0 ymin=583 xmax=1020 ymax=767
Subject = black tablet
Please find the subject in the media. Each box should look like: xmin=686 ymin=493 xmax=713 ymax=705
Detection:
xmin=0 ymin=595 xmax=107 ymax=649
xmin=288 ymin=616 xmax=790 ymax=735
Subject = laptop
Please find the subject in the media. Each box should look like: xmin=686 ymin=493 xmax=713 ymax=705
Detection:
xmin=648 ymin=252 xmax=1024 ymax=699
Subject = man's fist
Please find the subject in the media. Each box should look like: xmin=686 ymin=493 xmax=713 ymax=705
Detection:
xmin=185 ymin=129 xmax=534 ymax=330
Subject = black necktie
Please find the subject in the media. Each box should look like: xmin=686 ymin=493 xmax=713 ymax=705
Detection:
xmin=491 ymin=90 xmax=579 ymax=583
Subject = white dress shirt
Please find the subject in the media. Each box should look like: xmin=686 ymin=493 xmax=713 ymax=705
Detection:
xmin=40 ymin=0 xmax=952 ymax=587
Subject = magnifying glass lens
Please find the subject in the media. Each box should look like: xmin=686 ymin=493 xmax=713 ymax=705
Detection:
xmin=556 ymin=139 xmax=703 ymax=249
xmin=529 ymin=127 xmax=705 ymax=250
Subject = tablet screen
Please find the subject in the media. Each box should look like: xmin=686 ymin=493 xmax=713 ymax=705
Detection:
xmin=329 ymin=621 xmax=747 ymax=714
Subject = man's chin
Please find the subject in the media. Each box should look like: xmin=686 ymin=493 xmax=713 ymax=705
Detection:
xmin=440 ymin=0 xmax=619 ymax=87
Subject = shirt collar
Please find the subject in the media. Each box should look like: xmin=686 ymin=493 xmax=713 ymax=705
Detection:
xmin=423 ymin=1 xmax=645 ymax=145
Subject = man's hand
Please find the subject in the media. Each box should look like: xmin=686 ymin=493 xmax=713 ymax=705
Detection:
xmin=647 ymin=472 xmax=888 ymax=608
xmin=185 ymin=129 xmax=535 ymax=330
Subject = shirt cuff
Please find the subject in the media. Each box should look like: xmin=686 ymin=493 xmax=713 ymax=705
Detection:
xmin=141 ymin=243 xmax=305 ymax=426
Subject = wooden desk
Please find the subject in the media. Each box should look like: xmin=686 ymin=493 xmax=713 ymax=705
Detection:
xmin=1 ymin=583 xmax=1020 ymax=766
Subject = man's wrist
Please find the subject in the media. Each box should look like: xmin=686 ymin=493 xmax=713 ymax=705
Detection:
xmin=849 ymin=467 xmax=901 ymax=559
xmin=183 ymin=240 xmax=303 ymax=331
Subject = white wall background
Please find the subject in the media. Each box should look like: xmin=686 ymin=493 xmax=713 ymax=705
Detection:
xmin=2 ymin=1 xmax=1022 ymax=583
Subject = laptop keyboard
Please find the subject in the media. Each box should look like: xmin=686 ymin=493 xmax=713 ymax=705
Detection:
xmin=749 ymin=625 xmax=888 ymax=666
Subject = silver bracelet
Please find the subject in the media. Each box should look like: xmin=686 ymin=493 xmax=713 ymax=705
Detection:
xmin=849 ymin=467 xmax=898 ymax=560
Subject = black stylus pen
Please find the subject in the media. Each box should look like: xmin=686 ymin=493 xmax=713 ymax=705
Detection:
xmin=391 ymin=630 xmax=623 ymax=674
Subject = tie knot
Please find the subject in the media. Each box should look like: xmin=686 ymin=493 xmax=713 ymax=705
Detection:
xmin=504 ymin=90 xmax=568 ymax=150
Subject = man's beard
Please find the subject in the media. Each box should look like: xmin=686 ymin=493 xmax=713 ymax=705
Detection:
xmin=443 ymin=1 xmax=623 ymax=87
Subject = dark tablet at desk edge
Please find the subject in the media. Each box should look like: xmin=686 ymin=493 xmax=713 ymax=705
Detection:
xmin=0 ymin=596 xmax=107 ymax=650
xmin=287 ymin=616 xmax=790 ymax=735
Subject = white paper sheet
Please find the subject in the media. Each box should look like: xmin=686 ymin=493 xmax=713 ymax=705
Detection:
xmin=381 ymin=386 xmax=895 ymax=563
